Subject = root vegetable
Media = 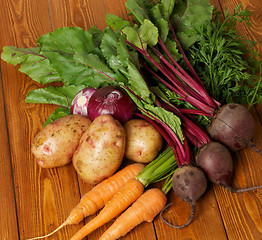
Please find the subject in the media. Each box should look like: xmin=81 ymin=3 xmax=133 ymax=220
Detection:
xmin=31 ymin=114 xmax=91 ymax=168
xmin=70 ymin=87 xmax=96 ymax=115
xmin=73 ymin=114 xmax=126 ymax=184
xmin=208 ymin=103 xmax=258 ymax=152
xmin=70 ymin=147 xmax=177 ymax=240
xmin=99 ymin=188 xmax=167 ymax=240
xmin=160 ymin=165 xmax=207 ymax=229
xmin=70 ymin=179 xmax=144 ymax=240
xmin=26 ymin=163 xmax=145 ymax=240
xmin=87 ymin=86 xmax=136 ymax=124
xmin=124 ymin=119 xmax=163 ymax=163
xmin=195 ymin=141 xmax=262 ymax=193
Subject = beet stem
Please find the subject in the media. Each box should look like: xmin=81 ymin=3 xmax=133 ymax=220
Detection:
xmin=160 ymin=202 xmax=196 ymax=229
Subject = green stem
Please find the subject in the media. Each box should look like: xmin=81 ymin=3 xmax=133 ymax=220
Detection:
xmin=136 ymin=147 xmax=177 ymax=187
xmin=161 ymin=171 xmax=176 ymax=195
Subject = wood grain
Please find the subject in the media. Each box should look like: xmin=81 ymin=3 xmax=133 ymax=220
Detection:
xmin=209 ymin=1 xmax=262 ymax=239
xmin=0 ymin=0 xmax=261 ymax=239
xmin=0 ymin=0 xmax=82 ymax=239
xmin=49 ymin=0 xmax=107 ymax=30
xmin=0 ymin=61 xmax=19 ymax=240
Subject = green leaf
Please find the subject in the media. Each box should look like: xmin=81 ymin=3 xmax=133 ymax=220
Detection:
xmin=164 ymin=38 xmax=182 ymax=61
xmin=155 ymin=18 xmax=169 ymax=42
xmin=172 ymin=0 xmax=214 ymax=49
xmin=160 ymin=0 xmax=176 ymax=20
xmin=144 ymin=104 xmax=184 ymax=142
xmin=38 ymin=27 xmax=104 ymax=86
xmin=101 ymin=27 xmax=119 ymax=60
xmin=127 ymin=61 xmax=153 ymax=103
xmin=88 ymin=26 xmax=104 ymax=47
xmin=1 ymin=46 xmax=61 ymax=84
xmin=148 ymin=0 xmax=175 ymax=21
xmin=117 ymin=34 xmax=135 ymax=67
xmin=74 ymin=52 xmax=119 ymax=84
xmin=106 ymin=14 xmax=131 ymax=31
xmin=43 ymin=107 xmax=70 ymax=127
xmin=125 ymin=0 xmax=149 ymax=24
xmin=25 ymin=85 xmax=87 ymax=107
xmin=123 ymin=19 xmax=159 ymax=50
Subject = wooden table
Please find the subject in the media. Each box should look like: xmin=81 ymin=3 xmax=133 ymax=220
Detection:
xmin=1 ymin=0 xmax=262 ymax=239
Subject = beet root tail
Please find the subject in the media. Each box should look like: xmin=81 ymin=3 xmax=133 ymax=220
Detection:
xmin=224 ymin=184 xmax=262 ymax=193
xmin=248 ymin=141 xmax=262 ymax=156
xmin=160 ymin=202 xmax=196 ymax=229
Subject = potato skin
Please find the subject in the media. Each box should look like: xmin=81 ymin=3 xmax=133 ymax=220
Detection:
xmin=72 ymin=114 xmax=126 ymax=184
xmin=124 ymin=119 xmax=163 ymax=163
xmin=32 ymin=115 xmax=91 ymax=168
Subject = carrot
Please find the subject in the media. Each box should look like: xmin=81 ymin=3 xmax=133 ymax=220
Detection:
xmin=99 ymin=188 xmax=167 ymax=240
xmin=69 ymin=147 xmax=177 ymax=240
xmin=27 ymin=163 xmax=144 ymax=240
xmin=70 ymin=179 xmax=144 ymax=240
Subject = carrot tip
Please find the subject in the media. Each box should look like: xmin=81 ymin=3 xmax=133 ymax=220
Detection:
xmin=26 ymin=221 xmax=68 ymax=240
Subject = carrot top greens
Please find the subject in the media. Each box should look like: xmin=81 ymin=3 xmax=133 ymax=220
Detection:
xmin=187 ymin=5 xmax=262 ymax=107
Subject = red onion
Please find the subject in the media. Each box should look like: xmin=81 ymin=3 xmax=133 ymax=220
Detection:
xmin=70 ymin=87 xmax=96 ymax=115
xmin=87 ymin=86 xmax=136 ymax=123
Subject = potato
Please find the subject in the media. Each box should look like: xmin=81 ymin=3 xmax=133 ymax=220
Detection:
xmin=72 ymin=114 xmax=126 ymax=184
xmin=32 ymin=114 xmax=91 ymax=168
xmin=124 ymin=119 xmax=163 ymax=163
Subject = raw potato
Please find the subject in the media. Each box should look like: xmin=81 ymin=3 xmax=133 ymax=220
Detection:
xmin=124 ymin=119 xmax=163 ymax=163
xmin=73 ymin=114 xmax=126 ymax=184
xmin=32 ymin=114 xmax=91 ymax=168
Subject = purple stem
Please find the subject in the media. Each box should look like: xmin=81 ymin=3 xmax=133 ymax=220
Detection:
xmin=155 ymin=53 xmax=209 ymax=105
xmin=146 ymin=64 xmax=215 ymax=115
xmin=137 ymin=108 xmax=190 ymax=166
xmin=135 ymin=112 xmax=176 ymax=152
xmin=179 ymin=108 xmax=213 ymax=117
xmin=157 ymin=98 xmax=211 ymax=148
xmin=157 ymin=39 xmax=218 ymax=109
xmin=170 ymin=24 xmax=204 ymax=88
xmin=127 ymin=41 xmax=215 ymax=114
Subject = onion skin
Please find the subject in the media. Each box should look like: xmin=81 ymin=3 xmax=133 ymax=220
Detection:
xmin=70 ymin=87 xmax=96 ymax=115
xmin=87 ymin=86 xmax=136 ymax=124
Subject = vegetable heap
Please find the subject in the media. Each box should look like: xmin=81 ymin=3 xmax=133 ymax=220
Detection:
xmin=1 ymin=0 xmax=262 ymax=239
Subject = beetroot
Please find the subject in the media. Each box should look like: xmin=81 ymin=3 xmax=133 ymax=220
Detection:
xmin=208 ymin=103 xmax=258 ymax=152
xmin=195 ymin=141 xmax=262 ymax=193
xmin=160 ymin=165 xmax=207 ymax=229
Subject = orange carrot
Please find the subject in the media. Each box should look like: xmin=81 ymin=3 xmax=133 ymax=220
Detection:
xmin=99 ymin=188 xmax=167 ymax=240
xmin=70 ymin=179 xmax=144 ymax=240
xmin=27 ymin=163 xmax=144 ymax=240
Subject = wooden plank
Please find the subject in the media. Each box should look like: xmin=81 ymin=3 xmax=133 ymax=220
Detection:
xmin=46 ymin=1 xmax=110 ymax=240
xmin=0 ymin=0 xmax=82 ymax=239
xmin=0 ymin=0 xmax=261 ymax=239
xmin=49 ymin=0 xmax=107 ymax=30
xmin=207 ymin=0 xmax=262 ymax=239
xmin=0 ymin=60 xmax=19 ymax=240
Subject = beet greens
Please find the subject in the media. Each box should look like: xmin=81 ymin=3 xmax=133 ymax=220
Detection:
xmin=106 ymin=0 xmax=261 ymax=155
